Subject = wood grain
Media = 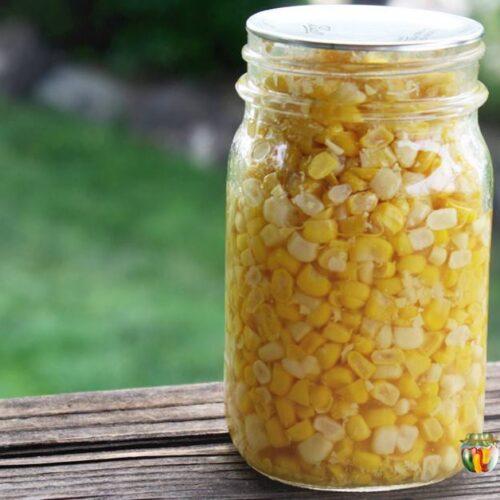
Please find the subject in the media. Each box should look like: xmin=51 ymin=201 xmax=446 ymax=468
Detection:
xmin=0 ymin=363 xmax=499 ymax=498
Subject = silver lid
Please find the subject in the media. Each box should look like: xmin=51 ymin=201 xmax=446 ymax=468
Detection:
xmin=247 ymin=5 xmax=484 ymax=52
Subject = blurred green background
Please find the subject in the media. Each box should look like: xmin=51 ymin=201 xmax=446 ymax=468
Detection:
xmin=0 ymin=0 xmax=499 ymax=398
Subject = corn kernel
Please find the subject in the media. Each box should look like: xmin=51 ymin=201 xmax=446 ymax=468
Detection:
xmin=269 ymin=363 xmax=294 ymax=396
xmin=297 ymin=432 xmax=334 ymax=465
xmin=428 ymin=246 xmax=448 ymax=266
xmin=351 ymin=236 xmax=393 ymax=264
xmin=370 ymin=168 xmax=401 ymax=200
xmin=397 ymin=425 xmax=419 ymax=453
xmin=270 ymin=268 xmax=294 ymax=303
xmin=323 ymin=322 xmax=352 ymax=343
xmin=352 ymin=450 xmax=382 ymax=470
xmin=316 ymin=342 xmax=342 ymax=370
xmin=371 ymin=348 xmax=404 ymax=365
xmin=258 ymin=341 xmax=285 ymax=362
xmin=339 ymin=214 xmax=366 ymax=235
xmin=365 ymin=408 xmax=397 ymax=428
xmin=394 ymin=325 xmax=424 ymax=349
xmin=338 ymin=281 xmax=371 ymax=309
xmin=287 ymin=379 xmax=310 ymax=406
xmin=397 ymin=254 xmax=426 ymax=274
xmin=398 ymin=373 xmax=422 ymax=399
xmin=370 ymin=381 xmax=400 ymax=406
xmin=423 ymin=299 xmax=450 ymax=331
xmin=347 ymin=192 xmax=378 ymax=214
xmin=303 ymin=219 xmax=338 ymax=243
xmin=287 ymin=419 xmax=315 ymax=442
xmin=336 ymin=379 xmax=369 ymax=404
xmin=297 ymin=264 xmax=331 ymax=297
xmin=372 ymin=425 xmax=398 ymax=454
xmin=310 ymin=384 xmax=333 ymax=413
xmin=373 ymin=364 xmax=403 ymax=379
xmin=330 ymin=130 xmax=359 ymax=157
xmin=314 ymin=415 xmax=345 ymax=441
xmin=346 ymin=414 xmax=371 ymax=442
xmin=322 ymin=366 xmax=355 ymax=389
xmin=307 ymin=302 xmax=331 ymax=328
xmin=265 ymin=416 xmax=290 ymax=448
xmin=287 ymin=232 xmax=319 ymax=263
xmin=328 ymin=183 xmax=352 ymax=205
xmin=308 ymin=151 xmax=342 ymax=179
xmin=420 ymin=417 xmax=443 ymax=442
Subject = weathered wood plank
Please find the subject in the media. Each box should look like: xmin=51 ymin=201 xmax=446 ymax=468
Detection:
xmin=0 ymin=363 xmax=499 ymax=498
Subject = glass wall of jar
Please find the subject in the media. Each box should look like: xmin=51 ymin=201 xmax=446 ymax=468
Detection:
xmin=224 ymin=5 xmax=491 ymax=491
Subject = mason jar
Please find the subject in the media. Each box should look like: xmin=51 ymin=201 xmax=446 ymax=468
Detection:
xmin=224 ymin=5 xmax=492 ymax=491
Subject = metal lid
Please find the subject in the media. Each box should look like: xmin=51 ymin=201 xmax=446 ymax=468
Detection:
xmin=247 ymin=5 xmax=484 ymax=52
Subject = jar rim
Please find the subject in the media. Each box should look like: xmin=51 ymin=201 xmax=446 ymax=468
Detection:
xmin=247 ymin=5 xmax=484 ymax=53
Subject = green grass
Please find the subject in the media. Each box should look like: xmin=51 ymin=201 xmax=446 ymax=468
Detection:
xmin=0 ymin=99 xmax=226 ymax=398
xmin=0 ymin=98 xmax=499 ymax=399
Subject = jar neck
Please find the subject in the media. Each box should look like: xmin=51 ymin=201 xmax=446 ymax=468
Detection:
xmin=237 ymin=33 xmax=488 ymax=121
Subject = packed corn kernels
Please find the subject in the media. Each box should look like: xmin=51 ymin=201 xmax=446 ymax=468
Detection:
xmin=225 ymin=46 xmax=491 ymax=489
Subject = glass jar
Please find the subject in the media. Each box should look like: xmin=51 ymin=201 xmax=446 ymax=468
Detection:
xmin=224 ymin=5 xmax=492 ymax=491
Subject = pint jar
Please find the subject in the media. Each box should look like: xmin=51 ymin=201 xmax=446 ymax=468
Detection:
xmin=224 ymin=5 xmax=492 ymax=490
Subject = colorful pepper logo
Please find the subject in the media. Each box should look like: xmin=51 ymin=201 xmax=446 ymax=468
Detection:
xmin=461 ymin=433 xmax=499 ymax=473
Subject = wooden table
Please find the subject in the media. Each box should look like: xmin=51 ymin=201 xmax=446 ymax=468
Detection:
xmin=1 ymin=364 xmax=499 ymax=499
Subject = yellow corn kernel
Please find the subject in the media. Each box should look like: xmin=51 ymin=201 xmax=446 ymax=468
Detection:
xmin=421 ymin=382 xmax=439 ymax=397
xmin=243 ymin=326 xmax=261 ymax=351
xmin=243 ymin=365 xmax=257 ymax=387
xmin=405 ymin=350 xmax=431 ymax=378
xmin=286 ymin=419 xmax=315 ymax=442
xmin=308 ymin=151 xmax=341 ymax=179
xmin=400 ymin=305 xmax=418 ymax=319
xmin=420 ymin=265 xmax=440 ymax=286
xmin=398 ymin=414 xmax=418 ymax=425
xmin=398 ymin=373 xmax=422 ymax=399
xmin=374 ymin=277 xmax=402 ymax=295
xmin=420 ymin=417 xmax=444 ymax=442
xmin=365 ymin=289 xmax=395 ymax=323
xmin=460 ymin=396 xmax=478 ymax=426
xmin=246 ymin=216 xmax=266 ymax=236
xmin=297 ymin=264 xmax=331 ymax=297
xmin=275 ymin=302 xmax=302 ymax=322
xmin=323 ymin=322 xmax=352 ymax=343
xmin=423 ymin=299 xmax=450 ymax=331
xmin=328 ymin=463 xmax=348 ymax=485
xmin=351 ymin=236 xmax=394 ymax=264
xmin=274 ymin=454 xmax=301 ymax=475
xmin=353 ymin=335 xmax=375 ymax=355
xmin=342 ymin=311 xmax=362 ymax=328
xmin=337 ymin=261 xmax=358 ymax=281
xmin=307 ymin=302 xmax=331 ymax=328
xmin=338 ymin=281 xmax=371 ymax=309
xmin=296 ymin=405 xmax=316 ymax=419
xmin=413 ymin=150 xmax=438 ymax=173
xmin=303 ymin=219 xmax=338 ymax=244
xmin=270 ymin=268 xmax=294 ymax=303
xmin=270 ymin=247 xmax=301 ymax=275
xmin=445 ymin=198 xmax=477 ymax=224
xmin=433 ymin=229 xmax=450 ymax=245
xmin=371 ymin=202 xmax=405 ymax=235
xmin=443 ymin=268 xmax=459 ymax=288
xmin=310 ymin=384 xmax=333 ymax=412
xmin=250 ymin=236 xmax=268 ymax=264
xmin=238 ymin=393 xmax=253 ymax=414
xmin=287 ymin=379 xmax=310 ymax=406
xmin=330 ymin=130 xmax=359 ymax=157
xmin=339 ymin=214 xmax=366 ymax=235
xmin=337 ymin=379 xmax=369 ymax=404
xmin=397 ymin=254 xmax=426 ymax=274
xmin=265 ymin=417 xmax=290 ymax=448
xmin=236 ymin=233 xmax=249 ymax=252
xmin=391 ymin=232 xmax=413 ymax=256
xmin=414 ymin=395 xmax=441 ymax=417
xmin=373 ymin=261 xmax=396 ymax=278
xmin=269 ymin=363 xmax=293 ymax=396
xmin=347 ymin=351 xmax=376 ymax=379
xmin=322 ymin=366 xmax=355 ymax=389
xmin=432 ymin=347 xmax=456 ymax=365
xmin=335 ymin=436 xmax=354 ymax=460
xmin=352 ymin=450 xmax=382 ymax=471
xmin=346 ymin=415 xmax=372 ymax=441
xmin=340 ymin=170 xmax=368 ymax=192
xmin=350 ymin=167 xmax=379 ymax=181
xmin=364 ymin=408 xmax=397 ymax=428
xmin=300 ymin=331 xmax=327 ymax=355
xmin=420 ymin=331 xmax=444 ymax=357
xmin=316 ymin=342 xmax=342 ymax=370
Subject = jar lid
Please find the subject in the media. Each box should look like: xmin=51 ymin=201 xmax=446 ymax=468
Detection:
xmin=247 ymin=5 xmax=484 ymax=52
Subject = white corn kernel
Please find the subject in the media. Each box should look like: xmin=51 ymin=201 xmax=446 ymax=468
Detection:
xmin=245 ymin=266 xmax=262 ymax=286
xmin=429 ymin=246 xmax=448 ymax=267
xmin=288 ymin=322 xmax=312 ymax=342
xmin=258 ymin=341 xmax=285 ymax=362
xmin=397 ymin=425 xmax=419 ymax=453
xmin=426 ymin=363 xmax=442 ymax=383
xmin=314 ymin=415 xmax=345 ymax=442
xmin=467 ymin=362 xmax=482 ymax=389
xmin=421 ymin=455 xmax=441 ymax=482
xmin=451 ymin=232 xmax=469 ymax=249
xmin=448 ymin=249 xmax=471 ymax=269
xmin=375 ymin=325 xmax=392 ymax=349
xmin=394 ymin=398 xmax=411 ymax=416
xmin=263 ymin=196 xmax=296 ymax=227
xmin=440 ymin=374 xmax=465 ymax=397
xmin=371 ymin=381 xmax=400 ymax=406
xmin=328 ymin=255 xmax=347 ymax=272
xmin=328 ymin=184 xmax=352 ymax=205
xmin=361 ymin=318 xmax=382 ymax=337
xmin=253 ymin=360 xmax=271 ymax=385
xmin=348 ymin=192 xmax=378 ymax=214
xmin=245 ymin=414 xmax=269 ymax=452
xmin=282 ymin=358 xmax=306 ymax=379
xmin=297 ymin=433 xmax=334 ymax=465
xmin=394 ymin=326 xmax=424 ymax=349
xmin=372 ymin=425 xmax=398 ymax=455
xmin=446 ymin=325 xmax=470 ymax=347
xmin=426 ymin=208 xmax=457 ymax=230
xmin=369 ymin=168 xmax=401 ymax=200
xmin=242 ymin=178 xmax=263 ymax=207
xmin=373 ymin=364 xmax=403 ymax=380
xmin=394 ymin=141 xmax=418 ymax=168
xmin=440 ymin=446 xmax=459 ymax=472
xmin=409 ymin=227 xmax=434 ymax=251
xmin=292 ymin=192 xmax=324 ymax=216
xmin=406 ymin=200 xmax=431 ymax=227
xmin=287 ymin=232 xmax=319 ymax=262
xmin=303 ymin=356 xmax=321 ymax=377
xmin=359 ymin=261 xmax=374 ymax=285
